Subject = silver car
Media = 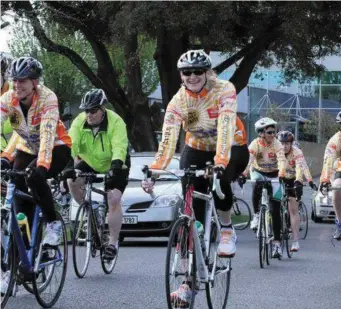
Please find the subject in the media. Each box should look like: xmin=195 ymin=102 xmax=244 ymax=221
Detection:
xmin=69 ymin=153 xmax=183 ymax=241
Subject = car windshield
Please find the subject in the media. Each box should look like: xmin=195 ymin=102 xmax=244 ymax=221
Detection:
xmin=129 ymin=156 xmax=180 ymax=181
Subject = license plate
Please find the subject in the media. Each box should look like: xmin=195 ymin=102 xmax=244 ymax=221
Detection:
xmin=122 ymin=216 xmax=138 ymax=224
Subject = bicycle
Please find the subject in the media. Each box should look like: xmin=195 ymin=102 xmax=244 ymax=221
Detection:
xmin=0 ymin=169 xmax=68 ymax=309
xmin=231 ymin=194 xmax=251 ymax=230
xmin=143 ymin=164 xmax=231 ymax=309
xmin=70 ymin=172 xmax=117 ymax=278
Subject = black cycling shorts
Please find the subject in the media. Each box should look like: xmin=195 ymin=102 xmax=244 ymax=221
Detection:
xmin=74 ymin=160 xmax=129 ymax=193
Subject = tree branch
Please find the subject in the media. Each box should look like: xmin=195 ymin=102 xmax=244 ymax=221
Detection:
xmin=0 ymin=21 xmax=9 ymax=29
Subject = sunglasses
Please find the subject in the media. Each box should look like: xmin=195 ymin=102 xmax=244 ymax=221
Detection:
xmin=85 ymin=108 xmax=100 ymax=115
xmin=181 ymin=70 xmax=206 ymax=76
xmin=265 ymin=130 xmax=276 ymax=135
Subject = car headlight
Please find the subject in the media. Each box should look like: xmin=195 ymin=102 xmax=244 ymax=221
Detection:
xmin=151 ymin=195 xmax=181 ymax=208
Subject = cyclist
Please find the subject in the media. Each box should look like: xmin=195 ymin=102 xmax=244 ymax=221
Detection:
xmin=142 ymin=50 xmax=249 ymax=305
xmin=1 ymin=53 xmax=13 ymax=153
xmin=277 ymin=130 xmax=317 ymax=252
xmin=239 ymin=117 xmax=285 ymax=258
xmin=62 ymin=88 xmax=130 ymax=261
xmin=0 ymin=56 xmax=72 ymax=243
xmin=320 ymin=111 xmax=341 ymax=240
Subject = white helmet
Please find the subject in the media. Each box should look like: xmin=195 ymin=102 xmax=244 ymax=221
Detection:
xmin=255 ymin=117 xmax=277 ymax=133
xmin=336 ymin=111 xmax=341 ymax=123
xmin=177 ymin=50 xmax=212 ymax=71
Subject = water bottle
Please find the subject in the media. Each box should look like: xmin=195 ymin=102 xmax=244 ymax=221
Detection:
xmin=17 ymin=212 xmax=31 ymax=249
xmin=97 ymin=204 xmax=106 ymax=227
xmin=195 ymin=221 xmax=205 ymax=252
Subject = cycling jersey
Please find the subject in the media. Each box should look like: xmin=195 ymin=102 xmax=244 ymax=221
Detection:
xmin=69 ymin=109 xmax=129 ymax=173
xmin=1 ymin=81 xmax=13 ymax=152
xmin=243 ymin=137 xmax=286 ymax=177
xmin=0 ymin=85 xmax=71 ymax=169
xmin=151 ymin=78 xmax=246 ymax=170
xmin=320 ymin=131 xmax=341 ymax=183
xmin=283 ymin=145 xmax=312 ymax=183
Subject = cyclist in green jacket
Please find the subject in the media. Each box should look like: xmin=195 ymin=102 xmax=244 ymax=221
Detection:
xmin=63 ymin=89 xmax=130 ymax=260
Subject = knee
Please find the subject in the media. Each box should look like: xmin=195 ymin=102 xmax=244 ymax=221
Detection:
xmin=107 ymin=190 xmax=122 ymax=210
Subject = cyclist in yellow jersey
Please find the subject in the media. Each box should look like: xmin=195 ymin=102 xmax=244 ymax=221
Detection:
xmin=240 ymin=117 xmax=286 ymax=258
xmin=142 ymin=50 xmax=249 ymax=305
xmin=320 ymin=111 xmax=341 ymax=240
xmin=0 ymin=57 xmax=72 ymax=246
xmin=277 ymin=131 xmax=317 ymax=252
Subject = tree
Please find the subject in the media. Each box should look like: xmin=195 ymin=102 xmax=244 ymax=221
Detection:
xmin=2 ymin=1 xmax=341 ymax=150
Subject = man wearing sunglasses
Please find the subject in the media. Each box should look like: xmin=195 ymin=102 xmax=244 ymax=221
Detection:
xmin=277 ymin=130 xmax=317 ymax=252
xmin=240 ymin=117 xmax=286 ymax=258
xmin=62 ymin=88 xmax=130 ymax=261
xmin=142 ymin=49 xmax=249 ymax=306
xmin=320 ymin=111 xmax=341 ymax=241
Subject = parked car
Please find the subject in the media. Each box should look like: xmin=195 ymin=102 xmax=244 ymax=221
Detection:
xmin=311 ymin=190 xmax=335 ymax=223
xmin=70 ymin=152 xmax=183 ymax=241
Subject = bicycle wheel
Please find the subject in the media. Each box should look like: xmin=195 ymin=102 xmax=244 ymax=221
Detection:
xmin=100 ymin=226 xmax=119 ymax=274
xmin=206 ymin=222 xmax=231 ymax=309
xmin=231 ymin=198 xmax=251 ymax=230
xmin=281 ymin=207 xmax=292 ymax=259
xmin=1 ymin=235 xmax=16 ymax=309
xmin=259 ymin=207 xmax=267 ymax=269
xmin=165 ymin=217 xmax=197 ymax=309
xmin=33 ymin=213 xmax=68 ymax=308
xmin=72 ymin=202 xmax=91 ymax=278
xmin=266 ymin=213 xmax=272 ymax=266
xmin=299 ymin=202 xmax=308 ymax=240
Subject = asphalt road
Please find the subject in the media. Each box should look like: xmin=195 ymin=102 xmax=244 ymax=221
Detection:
xmin=5 ymin=185 xmax=341 ymax=309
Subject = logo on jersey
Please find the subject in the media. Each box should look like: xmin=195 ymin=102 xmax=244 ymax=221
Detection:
xmin=207 ymin=107 xmax=218 ymax=119
xmin=188 ymin=110 xmax=199 ymax=125
xmin=268 ymin=152 xmax=276 ymax=159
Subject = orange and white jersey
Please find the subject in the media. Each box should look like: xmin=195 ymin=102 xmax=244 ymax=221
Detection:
xmin=0 ymin=85 xmax=71 ymax=169
xmin=284 ymin=145 xmax=312 ymax=183
xmin=150 ymin=78 xmax=246 ymax=170
xmin=320 ymin=131 xmax=341 ymax=183
xmin=243 ymin=137 xmax=286 ymax=177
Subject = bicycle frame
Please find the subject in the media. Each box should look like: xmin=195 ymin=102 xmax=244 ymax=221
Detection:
xmin=3 ymin=179 xmax=63 ymax=276
xmin=256 ymin=185 xmax=273 ymax=244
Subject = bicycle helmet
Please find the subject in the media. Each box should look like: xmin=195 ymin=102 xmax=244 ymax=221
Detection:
xmin=79 ymin=89 xmax=108 ymax=110
xmin=277 ymin=130 xmax=295 ymax=143
xmin=9 ymin=56 xmax=43 ymax=80
xmin=177 ymin=50 xmax=212 ymax=71
xmin=254 ymin=117 xmax=277 ymax=133
xmin=336 ymin=111 xmax=341 ymax=123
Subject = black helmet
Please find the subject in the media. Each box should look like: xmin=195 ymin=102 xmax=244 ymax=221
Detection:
xmin=277 ymin=130 xmax=295 ymax=143
xmin=177 ymin=50 xmax=212 ymax=71
xmin=336 ymin=111 xmax=341 ymax=123
xmin=79 ymin=89 xmax=108 ymax=110
xmin=10 ymin=56 xmax=43 ymax=80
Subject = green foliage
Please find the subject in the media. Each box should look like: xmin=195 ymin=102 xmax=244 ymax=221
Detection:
xmin=9 ymin=20 xmax=94 ymax=114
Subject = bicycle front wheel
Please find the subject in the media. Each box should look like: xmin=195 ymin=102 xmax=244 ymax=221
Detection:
xmin=165 ymin=217 xmax=197 ymax=309
xmin=231 ymin=198 xmax=251 ymax=230
xmin=100 ymin=226 xmax=119 ymax=274
xmin=1 ymin=235 xmax=17 ymax=309
xmin=33 ymin=213 xmax=68 ymax=308
xmin=205 ymin=222 xmax=231 ymax=309
xmin=72 ymin=202 xmax=91 ymax=278
xmin=259 ymin=207 xmax=267 ymax=269
xmin=299 ymin=202 xmax=309 ymax=239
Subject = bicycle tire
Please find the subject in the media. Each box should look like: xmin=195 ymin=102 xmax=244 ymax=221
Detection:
xmin=232 ymin=198 xmax=251 ymax=230
xmin=165 ymin=217 xmax=197 ymax=309
xmin=33 ymin=213 xmax=68 ymax=308
xmin=72 ymin=202 xmax=91 ymax=278
xmin=206 ymin=222 xmax=231 ymax=309
xmin=259 ymin=206 xmax=267 ymax=269
xmin=299 ymin=202 xmax=309 ymax=239
xmin=100 ymin=224 xmax=119 ymax=274
xmin=1 ymin=235 xmax=17 ymax=309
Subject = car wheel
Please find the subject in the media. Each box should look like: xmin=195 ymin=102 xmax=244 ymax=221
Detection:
xmin=313 ymin=215 xmax=323 ymax=223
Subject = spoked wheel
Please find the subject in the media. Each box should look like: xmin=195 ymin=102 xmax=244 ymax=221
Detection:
xmin=32 ymin=213 xmax=68 ymax=308
xmin=100 ymin=226 xmax=119 ymax=275
xmin=206 ymin=222 xmax=231 ymax=309
xmin=259 ymin=207 xmax=267 ymax=268
xmin=72 ymin=202 xmax=91 ymax=278
xmin=281 ymin=209 xmax=293 ymax=259
xmin=231 ymin=197 xmax=251 ymax=230
xmin=266 ymin=214 xmax=272 ymax=266
xmin=165 ymin=217 xmax=197 ymax=309
xmin=299 ymin=202 xmax=309 ymax=240
xmin=1 ymin=235 xmax=17 ymax=309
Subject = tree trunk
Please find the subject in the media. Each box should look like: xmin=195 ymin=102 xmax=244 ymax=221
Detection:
xmin=154 ymin=26 xmax=189 ymax=108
